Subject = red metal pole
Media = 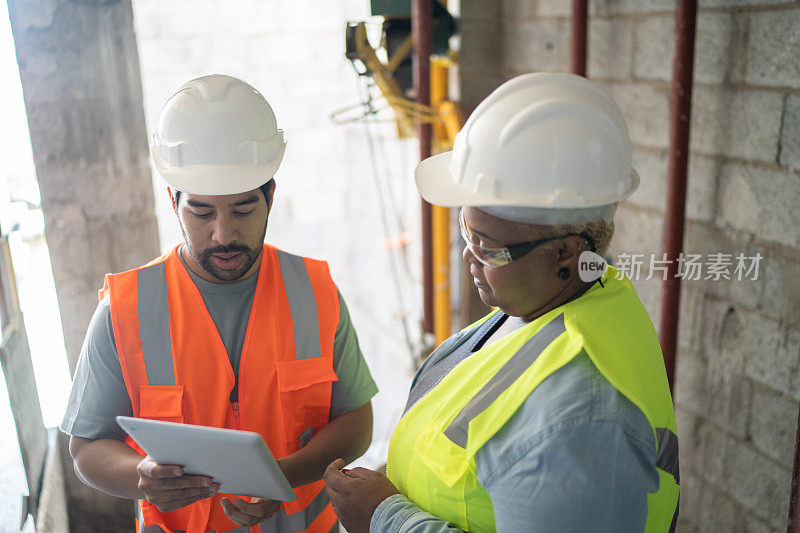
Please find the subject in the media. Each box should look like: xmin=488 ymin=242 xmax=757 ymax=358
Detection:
xmin=413 ymin=0 xmax=434 ymax=335
xmin=659 ymin=0 xmax=697 ymax=394
xmin=571 ymin=0 xmax=588 ymax=76
xmin=788 ymin=401 xmax=800 ymax=532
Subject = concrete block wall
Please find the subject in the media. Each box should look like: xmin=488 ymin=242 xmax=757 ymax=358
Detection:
xmin=461 ymin=0 xmax=800 ymax=530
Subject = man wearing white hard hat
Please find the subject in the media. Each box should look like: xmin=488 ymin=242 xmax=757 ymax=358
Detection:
xmin=324 ymin=73 xmax=679 ymax=532
xmin=60 ymin=74 xmax=377 ymax=533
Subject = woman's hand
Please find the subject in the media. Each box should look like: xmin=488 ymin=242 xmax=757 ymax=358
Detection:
xmin=221 ymin=497 xmax=281 ymax=527
xmin=323 ymin=458 xmax=400 ymax=533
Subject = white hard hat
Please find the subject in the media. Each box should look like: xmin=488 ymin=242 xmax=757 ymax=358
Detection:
xmin=415 ymin=72 xmax=639 ymax=225
xmin=151 ymin=74 xmax=286 ymax=195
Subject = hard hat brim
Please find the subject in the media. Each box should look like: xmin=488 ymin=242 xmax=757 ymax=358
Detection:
xmin=152 ymin=139 xmax=286 ymax=196
xmin=415 ymin=151 xmax=501 ymax=207
xmin=415 ymin=150 xmax=641 ymax=210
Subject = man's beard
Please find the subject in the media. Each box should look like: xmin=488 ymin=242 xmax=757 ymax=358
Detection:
xmin=179 ymin=215 xmax=268 ymax=282
xmin=194 ymin=242 xmax=262 ymax=281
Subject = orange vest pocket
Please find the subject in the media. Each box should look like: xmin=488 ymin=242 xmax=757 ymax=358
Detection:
xmin=275 ymin=359 xmax=338 ymax=448
xmin=139 ymin=385 xmax=185 ymax=423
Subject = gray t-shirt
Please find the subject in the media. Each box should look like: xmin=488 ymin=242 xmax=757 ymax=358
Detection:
xmin=61 ymin=260 xmax=378 ymax=441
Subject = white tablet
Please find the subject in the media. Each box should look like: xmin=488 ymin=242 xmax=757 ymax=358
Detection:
xmin=116 ymin=416 xmax=297 ymax=501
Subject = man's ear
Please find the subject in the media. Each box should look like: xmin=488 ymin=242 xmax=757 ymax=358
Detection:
xmin=167 ymin=187 xmax=178 ymax=213
xmin=265 ymin=180 xmax=276 ymax=212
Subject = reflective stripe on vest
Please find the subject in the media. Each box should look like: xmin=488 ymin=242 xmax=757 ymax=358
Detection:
xmin=276 ymin=250 xmax=322 ymax=360
xmin=656 ymin=426 xmax=680 ymax=485
xmin=256 ymin=487 xmax=331 ymax=531
xmin=443 ymin=314 xmax=566 ymax=447
xmin=654 ymin=426 xmax=681 ymax=531
xmin=136 ymin=501 xmax=161 ymax=533
xmin=136 ymin=262 xmax=174 ymax=386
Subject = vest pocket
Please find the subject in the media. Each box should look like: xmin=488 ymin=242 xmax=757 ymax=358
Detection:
xmin=413 ymin=421 xmax=471 ymax=488
xmin=139 ymin=385 xmax=185 ymax=423
xmin=405 ymin=421 xmax=471 ymax=530
xmin=275 ymin=359 xmax=338 ymax=447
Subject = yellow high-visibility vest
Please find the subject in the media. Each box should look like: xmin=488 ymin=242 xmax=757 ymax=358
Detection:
xmin=387 ymin=266 xmax=679 ymax=532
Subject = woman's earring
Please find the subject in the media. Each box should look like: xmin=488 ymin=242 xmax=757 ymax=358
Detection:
xmin=558 ymin=268 xmax=571 ymax=280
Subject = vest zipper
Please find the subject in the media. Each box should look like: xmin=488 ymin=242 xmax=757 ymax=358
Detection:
xmin=231 ymin=401 xmax=258 ymax=533
xmin=231 ymin=401 xmax=241 ymax=430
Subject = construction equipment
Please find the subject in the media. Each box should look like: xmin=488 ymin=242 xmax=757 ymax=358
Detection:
xmin=340 ymin=1 xmax=456 ymax=138
xmin=335 ymin=1 xmax=463 ymax=350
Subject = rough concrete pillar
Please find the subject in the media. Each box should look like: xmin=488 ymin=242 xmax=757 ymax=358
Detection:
xmin=7 ymin=0 xmax=160 ymax=374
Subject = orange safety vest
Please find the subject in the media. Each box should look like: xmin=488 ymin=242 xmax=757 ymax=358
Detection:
xmin=101 ymin=244 xmax=340 ymax=533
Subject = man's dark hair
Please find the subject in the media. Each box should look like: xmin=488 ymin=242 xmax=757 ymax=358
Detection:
xmin=171 ymin=179 xmax=275 ymax=206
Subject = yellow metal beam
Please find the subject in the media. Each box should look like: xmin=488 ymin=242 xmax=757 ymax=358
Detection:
xmin=386 ymin=35 xmax=414 ymax=74
xmin=352 ymin=22 xmax=417 ymax=138
xmin=430 ymin=56 xmax=453 ymax=347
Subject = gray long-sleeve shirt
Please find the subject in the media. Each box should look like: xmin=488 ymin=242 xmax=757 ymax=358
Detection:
xmin=372 ymin=313 xmax=660 ymax=532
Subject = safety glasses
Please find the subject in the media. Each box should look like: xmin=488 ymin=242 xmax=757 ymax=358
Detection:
xmin=458 ymin=209 xmax=591 ymax=268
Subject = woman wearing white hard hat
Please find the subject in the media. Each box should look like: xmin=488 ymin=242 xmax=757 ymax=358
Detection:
xmin=324 ymin=73 xmax=679 ymax=532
